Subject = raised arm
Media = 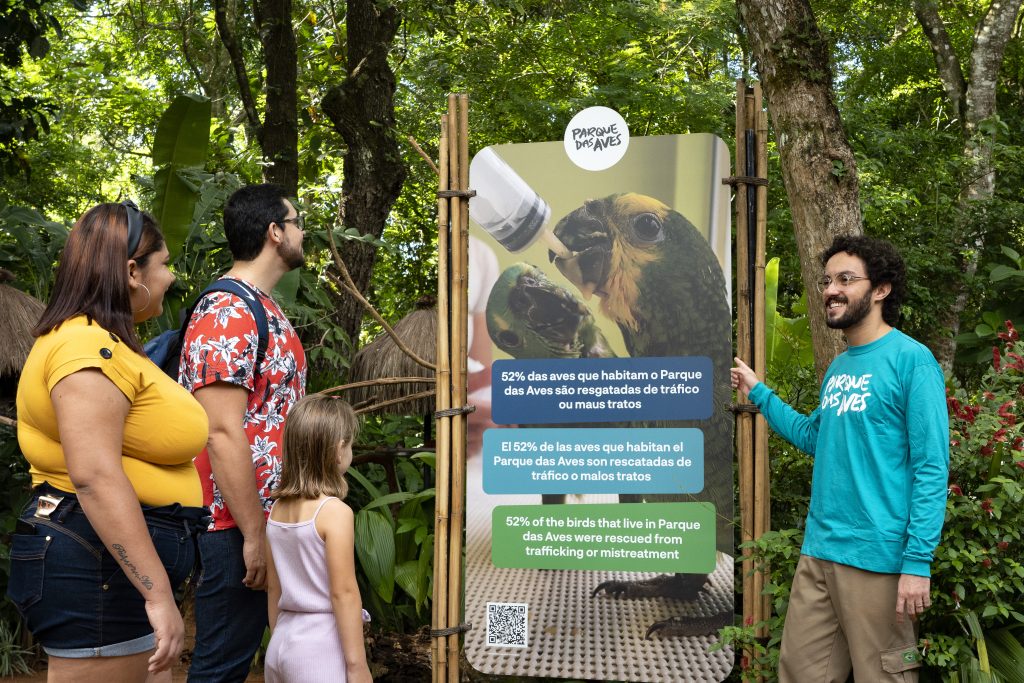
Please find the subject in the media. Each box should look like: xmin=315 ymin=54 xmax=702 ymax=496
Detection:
xmin=53 ymin=369 xmax=183 ymax=674
xmin=732 ymin=356 xmax=821 ymax=455
xmin=319 ymin=499 xmax=373 ymax=683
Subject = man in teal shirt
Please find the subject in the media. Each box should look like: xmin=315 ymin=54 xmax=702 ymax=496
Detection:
xmin=732 ymin=235 xmax=948 ymax=682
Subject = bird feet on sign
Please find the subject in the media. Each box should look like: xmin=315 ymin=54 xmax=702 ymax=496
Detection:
xmin=592 ymin=572 xmax=709 ymax=601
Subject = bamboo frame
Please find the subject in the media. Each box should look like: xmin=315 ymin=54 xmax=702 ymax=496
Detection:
xmin=734 ymin=79 xmax=770 ymax=677
xmin=432 ymin=112 xmax=452 ymax=683
xmin=432 ymin=93 xmax=471 ymax=683
xmin=754 ymin=91 xmax=771 ymax=641
xmin=734 ymin=79 xmax=755 ymax=657
xmin=446 ymin=93 xmax=470 ymax=683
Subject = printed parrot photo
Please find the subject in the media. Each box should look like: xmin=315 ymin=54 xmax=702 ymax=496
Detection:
xmin=483 ymin=192 xmax=734 ymax=637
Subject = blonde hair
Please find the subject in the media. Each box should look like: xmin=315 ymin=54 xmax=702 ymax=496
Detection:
xmin=273 ymin=394 xmax=359 ymax=501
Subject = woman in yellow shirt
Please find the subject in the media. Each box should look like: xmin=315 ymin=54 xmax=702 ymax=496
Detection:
xmin=9 ymin=202 xmax=209 ymax=682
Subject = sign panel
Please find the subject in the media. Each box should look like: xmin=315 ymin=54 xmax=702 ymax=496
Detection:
xmin=464 ymin=124 xmax=734 ymax=682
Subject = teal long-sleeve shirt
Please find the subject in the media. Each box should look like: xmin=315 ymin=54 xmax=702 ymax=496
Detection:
xmin=748 ymin=329 xmax=949 ymax=576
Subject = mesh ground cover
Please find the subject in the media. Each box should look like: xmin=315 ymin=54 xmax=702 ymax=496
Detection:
xmin=464 ymin=457 xmax=734 ymax=682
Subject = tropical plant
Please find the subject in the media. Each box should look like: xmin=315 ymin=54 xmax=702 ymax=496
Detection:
xmin=0 ymin=617 xmax=33 ymax=677
xmin=923 ymin=320 xmax=1024 ymax=679
xmin=345 ymin=413 xmax=436 ymax=632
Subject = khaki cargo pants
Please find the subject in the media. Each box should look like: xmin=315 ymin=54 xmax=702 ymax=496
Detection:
xmin=778 ymin=555 xmax=922 ymax=682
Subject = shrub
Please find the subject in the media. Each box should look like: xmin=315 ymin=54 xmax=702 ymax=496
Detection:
xmin=921 ymin=321 xmax=1024 ymax=678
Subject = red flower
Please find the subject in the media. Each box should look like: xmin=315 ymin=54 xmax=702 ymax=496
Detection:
xmin=984 ymin=391 xmax=996 ymax=401
xmin=1013 ymin=437 xmax=1024 ymax=451
xmin=949 ymin=484 xmax=963 ymax=496
xmin=981 ymin=499 xmax=994 ymax=514
xmin=994 ymin=347 xmax=1002 ymax=371
xmin=981 ymin=444 xmax=994 ymax=456
xmin=947 ymin=397 xmax=961 ymax=414
xmin=982 ymin=558 xmax=993 ymax=568
xmin=998 ymin=541 xmax=1010 ymax=551
xmin=1016 ymin=460 xmax=1024 ymax=469
xmin=998 ymin=320 xmax=1019 ymax=342
xmin=994 ymin=428 xmax=1008 ymax=443
xmin=950 ymin=438 xmax=960 ymax=448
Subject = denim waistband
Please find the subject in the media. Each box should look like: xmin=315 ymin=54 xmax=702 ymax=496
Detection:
xmin=30 ymin=482 xmax=210 ymax=535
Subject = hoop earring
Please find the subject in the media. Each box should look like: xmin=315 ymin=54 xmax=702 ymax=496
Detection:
xmin=133 ymin=283 xmax=151 ymax=314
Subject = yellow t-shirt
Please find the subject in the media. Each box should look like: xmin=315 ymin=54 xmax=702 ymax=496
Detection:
xmin=16 ymin=316 xmax=207 ymax=507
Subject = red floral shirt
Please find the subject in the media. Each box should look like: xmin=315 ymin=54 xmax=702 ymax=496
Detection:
xmin=179 ymin=277 xmax=306 ymax=531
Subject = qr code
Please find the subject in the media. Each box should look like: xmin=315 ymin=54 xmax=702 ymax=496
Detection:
xmin=486 ymin=602 xmax=528 ymax=647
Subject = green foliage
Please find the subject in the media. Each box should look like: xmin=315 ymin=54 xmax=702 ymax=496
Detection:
xmin=923 ymin=321 xmax=1024 ymax=677
xmin=0 ymin=423 xmax=32 ymax=644
xmin=0 ymin=617 xmax=33 ymax=677
xmin=717 ymin=528 xmax=803 ymax=681
xmin=764 ymin=257 xmax=813 ymax=378
xmin=151 ymin=94 xmax=212 ymax=257
xmin=0 ymin=200 xmax=67 ymax=299
xmin=955 ymin=246 xmax=1024 ymax=367
xmin=345 ymin=414 xmax=436 ymax=632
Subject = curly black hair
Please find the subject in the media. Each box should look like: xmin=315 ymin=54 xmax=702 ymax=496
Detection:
xmin=820 ymin=234 xmax=906 ymax=327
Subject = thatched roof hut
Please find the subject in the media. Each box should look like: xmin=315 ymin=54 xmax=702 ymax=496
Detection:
xmin=346 ymin=297 xmax=436 ymax=415
xmin=0 ymin=270 xmax=44 ymax=379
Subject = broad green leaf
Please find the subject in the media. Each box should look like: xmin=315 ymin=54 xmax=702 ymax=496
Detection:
xmin=765 ymin=257 xmax=780 ymax=363
xmin=354 ymin=509 xmax=395 ymax=602
xmin=273 ymin=268 xmax=301 ymax=306
xmin=151 ymin=95 xmax=212 ymax=256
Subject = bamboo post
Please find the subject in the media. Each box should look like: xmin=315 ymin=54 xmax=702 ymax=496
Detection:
xmin=733 ymin=79 xmax=756 ymax=667
xmin=445 ymin=93 xmax=470 ymax=683
xmin=733 ymin=78 xmax=770 ymax=677
xmin=432 ymin=112 xmax=452 ymax=683
xmin=753 ymin=88 xmax=771 ymax=641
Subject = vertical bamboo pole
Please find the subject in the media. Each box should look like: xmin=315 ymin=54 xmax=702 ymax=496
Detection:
xmin=754 ymin=91 xmax=772 ymax=640
xmin=446 ymin=93 xmax=470 ymax=683
xmin=734 ymin=79 xmax=756 ymax=666
xmin=432 ymin=112 xmax=452 ymax=683
xmin=744 ymin=85 xmax=765 ymax=645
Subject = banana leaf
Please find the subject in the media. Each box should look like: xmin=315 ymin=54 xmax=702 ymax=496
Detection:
xmin=151 ymin=94 xmax=211 ymax=256
xmin=354 ymin=508 xmax=397 ymax=602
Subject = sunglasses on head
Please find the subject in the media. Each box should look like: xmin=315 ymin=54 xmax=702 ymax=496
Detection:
xmin=121 ymin=200 xmax=143 ymax=257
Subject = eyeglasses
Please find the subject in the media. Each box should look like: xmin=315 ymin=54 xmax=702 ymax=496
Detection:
xmin=280 ymin=215 xmax=305 ymax=231
xmin=815 ymin=272 xmax=870 ymax=293
xmin=121 ymin=200 xmax=143 ymax=256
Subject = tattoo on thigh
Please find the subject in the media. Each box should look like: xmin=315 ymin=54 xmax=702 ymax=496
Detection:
xmin=112 ymin=543 xmax=155 ymax=590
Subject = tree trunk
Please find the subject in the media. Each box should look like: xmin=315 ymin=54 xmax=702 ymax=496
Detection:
xmin=736 ymin=0 xmax=861 ymax=379
xmin=321 ymin=0 xmax=407 ymax=345
xmin=257 ymin=0 xmax=299 ymax=195
xmin=213 ymin=0 xmax=299 ymax=195
xmin=914 ymin=0 xmax=1023 ymax=371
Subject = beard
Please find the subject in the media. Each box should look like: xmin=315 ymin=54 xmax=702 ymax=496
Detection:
xmin=825 ymin=288 xmax=873 ymax=329
xmin=282 ymin=238 xmax=306 ymax=270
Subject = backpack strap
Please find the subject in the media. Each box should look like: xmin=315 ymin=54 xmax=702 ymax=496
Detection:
xmin=185 ymin=278 xmax=271 ymax=378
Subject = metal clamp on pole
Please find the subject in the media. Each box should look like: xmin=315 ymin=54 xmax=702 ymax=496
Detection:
xmin=437 ymin=189 xmax=477 ymax=198
xmin=429 ymin=623 xmax=472 ymax=637
xmin=721 ymin=175 xmax=769 ymax=187
xmin=434 ymin=405 xmax=477 ymax=419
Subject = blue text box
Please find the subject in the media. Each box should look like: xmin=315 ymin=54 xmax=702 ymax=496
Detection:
xmin=483 ymin=428 xmax=704 ymax=494
xmin=492 ymin=356 xmax=712 ymax=424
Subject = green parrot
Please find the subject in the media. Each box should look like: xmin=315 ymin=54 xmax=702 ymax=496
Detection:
xmin=485 ymin=262 xmax=615 ymax=360
xmin=549 ymin=192 xmax=735 ymax=638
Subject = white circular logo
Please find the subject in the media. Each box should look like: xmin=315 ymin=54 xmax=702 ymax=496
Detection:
xmin=563 ymin=107 xmax=630 ymax=171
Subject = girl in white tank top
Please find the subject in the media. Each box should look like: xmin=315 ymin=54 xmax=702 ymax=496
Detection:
xmin=264 ymin=395 xmax=372 ymax=682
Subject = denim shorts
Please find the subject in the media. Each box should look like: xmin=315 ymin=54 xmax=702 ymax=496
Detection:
xmin=5 ymin=483 xmax=208 ymax=658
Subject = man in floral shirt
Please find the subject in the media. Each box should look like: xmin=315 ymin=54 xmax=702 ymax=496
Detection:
xmin=181 ymin=184 xmax=307 ymax=683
